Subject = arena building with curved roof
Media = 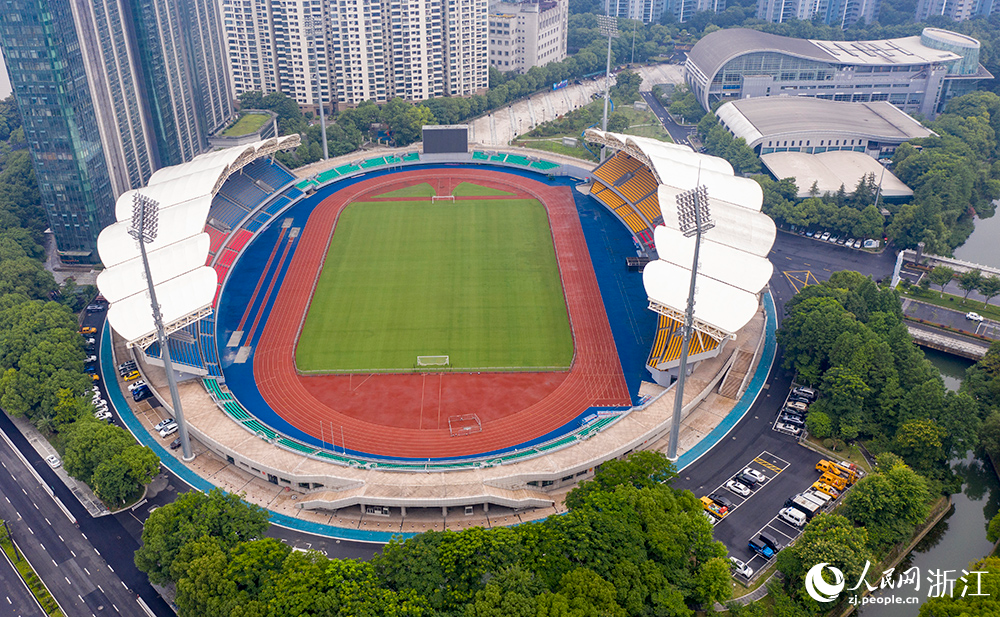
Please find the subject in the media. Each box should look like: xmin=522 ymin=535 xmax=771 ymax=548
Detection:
xmin=685 ymin=27 xmax=992 ymax=119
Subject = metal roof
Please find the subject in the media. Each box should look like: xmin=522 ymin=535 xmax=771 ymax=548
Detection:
xmin=760 ymin=151 xmax=913 ymax=199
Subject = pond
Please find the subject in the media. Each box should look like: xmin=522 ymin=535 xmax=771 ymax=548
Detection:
xmin=859 ymin=350 xmax=997 ymax=616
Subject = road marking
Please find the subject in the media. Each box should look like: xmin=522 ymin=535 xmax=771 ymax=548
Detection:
xmin=754 ymin=457 xmax=784 ymax=474
xmin=113 ymin=604 xmax=119 ymax=612
xmin=84 ymin=567 xmax=90 ymax=575
xmin=33 ymin=502 xmax=38 ymax=509
xmin=44 ymin=518 xmax=49 ymax=525
xmin=98 ymin=585 xmax=104 ymax=593
xmin=21 ymin=488 xmax=26 ymax=495
xmin=78 ymin=595 xmax=83 ymax=603
xmin=27 ymin=527 xmax=33 ymax=535
xmin=52 ymin=559 xmax=57 ymax=566
xmin=58 ymin=535 xmax=63 ymax=542
xmin=65 ymin=577 xmax=71 ymax=585
xmin=39 ymin=543 xmax=44 ymax=552
xmin=94 ymin=548 xmax=100 ymax=556
xmin=108 ymin=565 xmax=114 ymax=572
xmin=70 ymin=550 xmax=76 ymax=557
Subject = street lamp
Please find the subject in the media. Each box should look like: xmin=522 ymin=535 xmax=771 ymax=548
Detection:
xmin=666 ymin=183 xmax=713 ymax=461
xmin=129 ymin=193 xmax=194 ymax=461
xmin=597 ymin=13 xmax=619 ymax=163
xmin=309 ymin=12 xmax=328 ymax=160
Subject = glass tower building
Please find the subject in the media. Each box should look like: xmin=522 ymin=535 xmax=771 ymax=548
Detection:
xmin=0 ymin=0 xmax=233 ymax=263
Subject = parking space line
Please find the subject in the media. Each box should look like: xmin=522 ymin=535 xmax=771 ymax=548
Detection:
xmin=765 ymin=522 xmax=797 ymax=541
xmin=760 ymin=451 xmax=791 ymax=468
xmin=754 ymin=457 xmax=783 ymax=473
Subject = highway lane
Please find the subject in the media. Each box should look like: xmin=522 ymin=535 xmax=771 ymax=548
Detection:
xmin=0 ymin=535 xmax=45 ymax=617
xmin=0 ymin=431 xmax=150 ymax=617
xmin=0 ymin=412 xmax=173 ymax=617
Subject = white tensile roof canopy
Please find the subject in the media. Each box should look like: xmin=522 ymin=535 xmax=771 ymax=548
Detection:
xmin=586 ymin=130 xmax=776 ymax=337
xmin=97 ymin=135 xmax=300 ymax=347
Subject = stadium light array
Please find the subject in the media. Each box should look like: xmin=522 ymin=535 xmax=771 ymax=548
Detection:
xmin=666 ymin=184 xmax=713 ymax=461
xmin=129 ymin=193 xmax=195 ymax=461
xmin=597 ymin=14 xmax=619 ymax=163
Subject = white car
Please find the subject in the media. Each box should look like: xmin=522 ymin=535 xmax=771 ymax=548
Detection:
xmin=967 ymin=312 xmax=984 ymax=322
xmin=154 ymin=418 xmax=176 ymax=431
xmin=853 ymin=240 xmax=862 ymax=249
xmin=820 ymin=232 xmax=831 ymax=242
xmin=775 ymin=422 xmax=802 ymax=436
xmin=159 ymin=424 xmax=179 ymax=438
xmin=128 ymin=381 xmax=147 ymax=392
xmin=85 ymin=355 xmax=97 ymax=363
xmin=45 ymin=454 xmax=61 ymax=468
xmin=94 ymin=410 xmax=112 ymax=421
xmin=729 ymin=557 xmax=753 ymax=578
xmin=742 ymin=468 xmax=767 ymax=484
xmin=724 ymin=479 xmax=751 ymax=497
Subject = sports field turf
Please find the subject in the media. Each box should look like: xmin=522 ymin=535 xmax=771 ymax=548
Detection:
xmin=451 ymin=182 xmax=515 ymax=197
xmin=296 ymin=199 xmax=573 ymax=372
xmin=371 ymin=183 xmax=436 ymax=198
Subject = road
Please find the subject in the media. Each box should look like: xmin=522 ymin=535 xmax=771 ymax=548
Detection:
xmin=903 ymin=298 xmax=1000 ymax=340
xmin=0 ymin=536 xmax=45 ymax=617
xmin=640 ymin=91 xmax=697 ymax=146
xmin=0 ymin=425 xmax=157 ymax=617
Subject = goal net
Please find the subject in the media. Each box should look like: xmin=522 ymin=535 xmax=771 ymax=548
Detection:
xmin=416 ymin=355 xmax=450 ymax=367
xmin=431 ymin=195 xmax=455 ymax=203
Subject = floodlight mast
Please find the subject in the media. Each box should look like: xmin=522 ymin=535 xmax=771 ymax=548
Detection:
xmin=666 ymin=184 xmax=713 ymax=461
xmin=129 ymin=193 xmax=194 ymax=461
xmin=597 ymin=14 xmax=619 ymax=163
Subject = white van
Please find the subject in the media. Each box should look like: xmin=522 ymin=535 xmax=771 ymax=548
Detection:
xmin=779 ymin=507 xmax=806 ymax=527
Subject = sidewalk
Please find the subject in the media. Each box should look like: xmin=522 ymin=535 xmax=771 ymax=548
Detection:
xmin=6 ymin=414 xmax=109 ymax=517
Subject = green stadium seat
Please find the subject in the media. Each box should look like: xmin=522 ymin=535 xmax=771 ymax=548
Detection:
xmin=472 ymin=151 xmax=488 ymax=161
xmin=402 ymin=152 xmax=420 ymax=162
xmin=506 ymin=155 xmax=530 ymax=166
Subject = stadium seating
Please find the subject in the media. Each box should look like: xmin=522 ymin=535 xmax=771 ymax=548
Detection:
xmin=635 ymin=193 xmax=661 ymax=224
xmin=285 ymin=187 xmax=302 ymax=199
xmin=243 ymin=158 xmax=294 ymax=191
xmin=618 ymin=166 xmax=658 ymax=204
xmin=316 ymin=169 xmax=340 ymax=184
xmin=219 ymin=173 xmax=268 ymax=209
xmin=647 ymin=314 xmax=721 ymax=366
xmin=473 ymin=151 xmax=489 ymax=161
xmin=506 ymin=154 xmax=531 ymax=167
xmin=206 ymin=225 xmax=227 ymax=256
xmin=530 ymin=160 xmax=559 ymax=171
xmin=208 ymin=194 xmax=249 ymax=231
xmin=593 ymin=151 xmax=643 ymax=188
xmin=144 ymin=324 xmax=205 ymax=371
xmin=228 ymin=229 xmax=254 ymax=252
xmin=198 ymin=318 xmax=222 ymax=377
xmin=295 ymin=178 xmax=317 ymax=191
xmin=615 ymin=206 xmax=647 ymax=234
xmin=216 ymin=249 xmax=237 ymax=268
xmin=203 ymin=378 xmax=232 ymax=401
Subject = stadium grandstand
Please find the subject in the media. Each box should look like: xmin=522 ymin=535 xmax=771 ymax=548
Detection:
xmin=585 ymin=129 xmax=775 ymax=386
xmin=96 ymin=136 xmax=301 ymax=375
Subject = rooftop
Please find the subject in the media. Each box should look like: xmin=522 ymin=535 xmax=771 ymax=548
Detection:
xmin=761 ymin=151 xmax=913 ymax=199
xmin=717 ymin=98 xmax=934 ymax=145
xmin=689 ymin=28 xmax=965 ymax=81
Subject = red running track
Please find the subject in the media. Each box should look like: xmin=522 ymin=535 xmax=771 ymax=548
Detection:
xmin=253 ymin=169 xmax=630 ymax=458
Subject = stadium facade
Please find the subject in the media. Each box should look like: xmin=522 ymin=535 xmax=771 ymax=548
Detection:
xmin=685 ymin=27 xmax=992 ymax=119
xmin=0 ymin=0 xmax=233 ymax=263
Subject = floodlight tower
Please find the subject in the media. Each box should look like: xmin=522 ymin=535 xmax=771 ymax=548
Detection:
xmin=597 ymin=14 xmax=619 ymax=163
xmin=309 ymin=14 xmax=328 ymax=160
xmin=129 ymin=194 xmax=194 ymax=461
xmin=666 ymin=184 xmax=714 ymax=461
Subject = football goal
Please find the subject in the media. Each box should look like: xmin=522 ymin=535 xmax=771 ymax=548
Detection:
xmin=416 ymin=355 xmax=450 ymax=367
xmin=431 ymin=195 xmax=455 ymax=203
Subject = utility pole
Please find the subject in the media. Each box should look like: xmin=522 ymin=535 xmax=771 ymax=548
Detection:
xmin=129 ymin=194 xmax=194 ymax=461
xmin=666 ymin=183 xmax=714 ymax=461
xmin=597 ymin=14 xmax=619 ymax=163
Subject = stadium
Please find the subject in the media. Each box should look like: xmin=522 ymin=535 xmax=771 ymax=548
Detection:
xmin=97 ymin=127 xmax=775 ymax=528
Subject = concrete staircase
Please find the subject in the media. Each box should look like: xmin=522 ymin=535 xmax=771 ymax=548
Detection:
xmin=718 ymin=349 xmax=754 ymax=399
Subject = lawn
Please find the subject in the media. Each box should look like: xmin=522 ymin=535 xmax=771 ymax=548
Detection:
xmin=296 ymin=199 xmax=573 ymax=372
xmin=221 ymin=113 xmax=270 ymax=137
xmin=451 ymin=182 xmax=515 ymax=197
xmin=372 ymin=183 xmax=437 ymax=198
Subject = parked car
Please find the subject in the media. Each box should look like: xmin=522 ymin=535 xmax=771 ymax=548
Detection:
xmin=123 ymin=370 xmax=141 ymax=381
xmin=779 ymin=507 xmax=807 ymax=527
xmin=79 ymin=326 xmax=96 ymax=334
xmin=159 ymin=424 xmax=179 ymax=438
xmin=775 ymin=422 xmax=802 ymax=436
xmin=85 ymin=304 xmax=103 ymax=313
xmin=709 ymin=493 xmax=734 ymax=509
xmin=170 ymin=438 xmax=183 ymax=450
xmin=792 ymin=387 xmax=817 ymax=401
xmin=853 ymin=240 xmax=862 ymax=249
xmin=780 ymin=414 xmax=806 ymax=427
xmin=729 ymin=557 xmax=753 ymax=578
xmin=45 ymin=454 xmax=61 ymax=468
xmin=133 ymin=388 xmax=152 ymax=402
xmin=820 ymin=232 xmax=831 ymax=242
xmin=837 ymin=237 xmax=847 ymax=245
xmin=94 ymin=410 xmax=112 ymax=421
xmin=759 ymin=533 xmax=782 ymax=553
xmin=742 ymin=468 xmax=767 ymax=484
xmin=725 ymin=479 xmax=751 ymax=497
xmin=737 ymin=471 xmax=762 ymax=488
xmin=154 ymin=418 xmax=176 ymax=431
xmin=967 ymin=312 xmax=985 ymax=322
xmin=846 ymin=238 xmax=855 ymax=247
xmin=85 ymin=355 xmax=97 ymax=363
xmin=128 ymin=380 xmax=147 ymax=391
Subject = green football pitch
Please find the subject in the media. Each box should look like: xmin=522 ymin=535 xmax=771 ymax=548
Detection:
xmin=295 ymin=199 xmax=573 ymax=372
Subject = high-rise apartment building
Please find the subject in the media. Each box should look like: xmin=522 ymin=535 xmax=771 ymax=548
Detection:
xmin=0 ymin=0 xmax=233 ymax=262
xmin=916 ymin=0 xmax=997 ymax=20
xmin=756 ymin=0 xmax=879 ymax=28
xmin=488 ymin=0 xmax=568 ymax=73
xmin=222 ymin=0 xmax=487 ymax=108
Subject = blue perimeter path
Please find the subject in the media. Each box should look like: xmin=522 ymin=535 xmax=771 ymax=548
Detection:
xmin=102 ymin=164 xmax=778 ymax=542
xmin=215 ymin=165 xmax=651 ymax=461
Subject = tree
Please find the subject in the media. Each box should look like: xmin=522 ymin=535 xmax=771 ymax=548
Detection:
xmin=611 ymin=70 xmax=642 ymax=105
xmin=564 ymin=451 xmax=676 ymax=510
xmin=894 ymin=419 xmax=947 ymax=472
xmin=806 ymin=411 xmax=832 ymax=439
xmin=777 ymin=515 xmax=873 ymax=607
xmin=135 ymin=488 xmax=269 ymax=585
xmin=606 ymin=110 xmax=630 ymax=132
xmin=959 ymin=269 xmax=984 ymax=300
xmin=988 ymin=513 xmax=1000 ymax=544
xmin=978 ymin=275 xmax=1000 ymax=308
xmin=92 ymin=457 xmax=138 ymax=506
xmin=927 ymin=266 xmax=956 ymax=298
xmin=842 ymin=460 xmax=930 ymax=550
